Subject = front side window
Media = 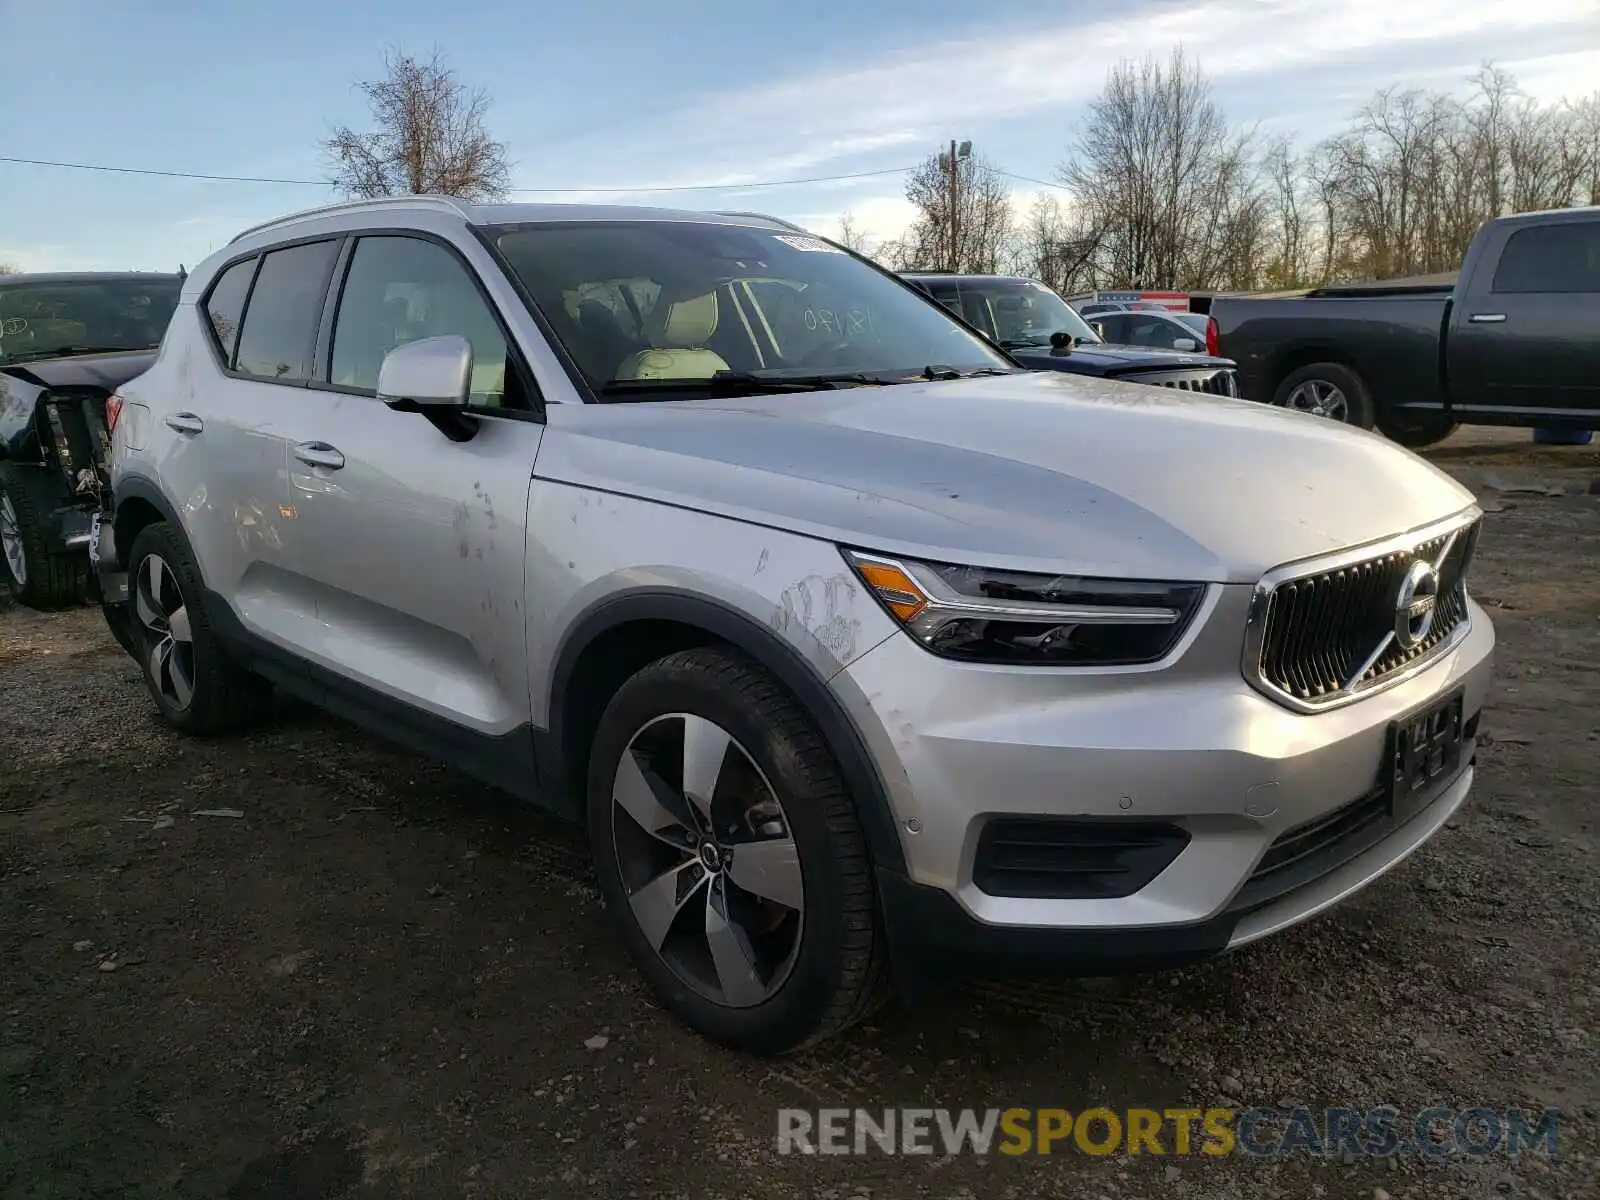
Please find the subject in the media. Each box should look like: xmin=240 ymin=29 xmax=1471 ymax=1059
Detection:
xmin=234 ymin=240 xmax=340 ymax=382
xmin=0 ymin=276 xmax=181 ymax=365
xmin=330 ymin=236 xmax=512 ymax=407
xmin=492 ymin=222 xmax=1013 ymax=395
xmin=1492 ymin=224 xmax=1600 ymax=294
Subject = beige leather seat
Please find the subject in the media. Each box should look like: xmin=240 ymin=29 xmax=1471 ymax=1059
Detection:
xmin=613 ymin=291 xmax=730 ymax=380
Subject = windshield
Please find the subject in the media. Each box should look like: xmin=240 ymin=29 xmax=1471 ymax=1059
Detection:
xmin=0 ymin=277 xmax=180 ymax=365
xmin=1173 ymin=312 xmax=1209 ymax=335
xmin=917 ymin=277 xmax=1100 ymax=348
xmin=491 ymin=222 xmax=1013 ymax=394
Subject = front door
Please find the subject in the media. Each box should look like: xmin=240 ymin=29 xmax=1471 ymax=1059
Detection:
xmin=1447 ymin=217 xmax=1600 ymax=421
xmin=260 ymin=233 xmax=545 ymax=740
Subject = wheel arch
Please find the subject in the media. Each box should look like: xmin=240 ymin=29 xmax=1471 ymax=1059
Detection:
xmin=1270 ymin=345 xmax=1372 ymax=395
xmin=111 ymin=476 xmax=184 ymax=571
xmin=541 ymin=588 xmax=907 ymax=874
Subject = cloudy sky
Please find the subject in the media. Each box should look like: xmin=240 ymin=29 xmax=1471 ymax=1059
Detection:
xmin=1 ymin=0 xmax=1596 ymax=272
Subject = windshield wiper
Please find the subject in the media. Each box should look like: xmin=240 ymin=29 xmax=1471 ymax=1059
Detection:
xmin=595 ymin=370 xmax=893 ymax=399
xmin=3 ymin=344 xmax=146 ymax=363
xmin=918 ymin=364 xmax=1019 ymax=379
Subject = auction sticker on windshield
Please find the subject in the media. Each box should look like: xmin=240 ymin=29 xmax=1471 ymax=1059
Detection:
xmin=774 ymin=235 xmax=844 ymax=253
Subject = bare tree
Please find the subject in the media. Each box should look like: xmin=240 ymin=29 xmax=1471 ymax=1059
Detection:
xmin=1308 ymin=64 xmax=1597 ymax=282
xmin=325 ymin=49 xmax=511 ymax=201
xmin=892 ymin=147 xmax=1013 ymax=272
xmin=835 ymin=214 xmax=874 ymax=255
xmin=1056 ymin=48 xmax=1268 ymax=291
xmin=1575 ymin=93 xmax=1600 ymax=205
xmin=0 ymin=263 xmax=16 ymax=276
xmin=1009 ymin=194 xmax=1103 ymax=293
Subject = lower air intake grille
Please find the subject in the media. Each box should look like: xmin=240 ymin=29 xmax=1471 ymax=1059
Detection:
xmin=973 ymin=818 xmax=1190 ymax=899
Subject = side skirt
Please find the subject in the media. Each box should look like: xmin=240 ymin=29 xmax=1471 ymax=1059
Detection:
xmin=199 ymin=588 xmax=559 ymax=817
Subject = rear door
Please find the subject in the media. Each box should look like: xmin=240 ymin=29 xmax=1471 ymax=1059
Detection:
xmin=1447 ymin=215 xmax=1600 ymax=419
xmin=158 ymin=238 xmax=342 ymax=613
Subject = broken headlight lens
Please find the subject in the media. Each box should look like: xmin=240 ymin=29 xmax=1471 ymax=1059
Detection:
xmin=843 ymin=549 xmax=1207 ymax=666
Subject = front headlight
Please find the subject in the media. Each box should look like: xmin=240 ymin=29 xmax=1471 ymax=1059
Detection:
xmin=843 ymin=549 xmax=1207 ymax=666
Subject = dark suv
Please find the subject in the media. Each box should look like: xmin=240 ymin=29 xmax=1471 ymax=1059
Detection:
xmin=902 ymin=273 xmax=1239 ymax=397
xmin=0 ymin=271 xmax=181 ymax=607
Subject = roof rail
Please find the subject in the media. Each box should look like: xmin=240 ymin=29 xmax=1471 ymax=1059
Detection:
xmin=229 ymin=195 xmax=476 ymax=244
xmin=711 ymin=210 xmax=807 ymax=234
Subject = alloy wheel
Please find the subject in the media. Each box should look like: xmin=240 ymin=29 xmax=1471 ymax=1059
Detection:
xmin=610 ymin=713 xmax=805 ymax=1008
xmin=1283 ymin=379 xmax=1349 ymax=421
xmin=0 ymin=492 xmax=26 ymax=586
xmin=134 ymin=553 xmax=195 ymax=710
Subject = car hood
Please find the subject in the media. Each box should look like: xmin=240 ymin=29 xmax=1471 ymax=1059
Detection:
xmin=538 ymin=371 xmax=1477 ymax=583
xmin=1008 ymin=342 xmax=1235 ymax=372
xmin=0 ymin=348 xmax=157 ymax=391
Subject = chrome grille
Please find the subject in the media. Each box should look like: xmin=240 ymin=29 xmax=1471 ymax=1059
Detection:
xmin=1245 ymin=515 xmax=1480 ymax=710
xmin=1119 ymin=368 xmax=1239 ymax=397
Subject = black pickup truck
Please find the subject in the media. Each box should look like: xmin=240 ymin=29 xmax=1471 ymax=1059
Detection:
xmin=1211 ymin=206 xmax=1600 ymax=447
xmin=0 ymin=271 xmax=181 ymax=608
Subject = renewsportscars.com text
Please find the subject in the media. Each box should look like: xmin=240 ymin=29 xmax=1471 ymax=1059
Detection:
xmin=776 ymin=1106 xmax=1559 ymax=1159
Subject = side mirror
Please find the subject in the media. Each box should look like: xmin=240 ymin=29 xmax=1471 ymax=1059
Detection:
xmin=1173 ymin=337 xmax=1199 ymax=352
xmin=377 ymin=335 xmax=473 ymax=410
xmin=1049 ymin=330 xmax=1076 ymax=356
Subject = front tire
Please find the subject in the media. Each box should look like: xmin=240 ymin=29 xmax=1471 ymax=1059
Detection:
xmin=586 ymin=647 xmax=885 ymax=1054
xmin=126 ymin=522 xmax=268 ymax=735
xmin=1273 ymin=362 xmax=1375 ymax=429
xmin=0 ymin=467 xmax=88 ymax=610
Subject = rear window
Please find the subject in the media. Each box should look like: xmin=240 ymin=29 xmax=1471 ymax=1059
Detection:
xmin=1492 ymin=223 xmax=1600 ymax=294
xmin=0 ymin=277 xmax=181 ymax=364
xmin=204 ymin=258 xmax=256 ymax=365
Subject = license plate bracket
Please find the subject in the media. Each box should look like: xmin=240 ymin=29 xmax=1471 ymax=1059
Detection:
xmin=1385 ymin=688 xmax=1465 ymax=823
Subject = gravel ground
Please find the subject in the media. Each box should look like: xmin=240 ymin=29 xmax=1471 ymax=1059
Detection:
xmin=1 ymin=429 xmax=1596 ymax=1200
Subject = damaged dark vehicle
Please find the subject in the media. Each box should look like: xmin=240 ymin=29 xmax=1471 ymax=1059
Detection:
xmin=0 ymin=271 xmax=181 ymax=608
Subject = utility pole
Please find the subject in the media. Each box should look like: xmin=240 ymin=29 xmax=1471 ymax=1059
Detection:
xmin=939 ymin=139 xmax=971 ymax=272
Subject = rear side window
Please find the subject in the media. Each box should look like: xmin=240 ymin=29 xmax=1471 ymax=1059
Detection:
xmin=1095 ymin=314 xmax=1129 ymax=342
xmin=204 ymin=258 xmax=255 ymax=365
xmin=234 ymin=240 xmax=340 ymax=382
xmin=1492 ymin=224 xmax=1600 ymax=294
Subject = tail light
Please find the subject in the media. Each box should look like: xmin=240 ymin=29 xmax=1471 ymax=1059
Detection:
xmin=1205 ymin=317 xmax=1220 ymax=358
xmin=105 ymin=392 xmax=125 ymax=434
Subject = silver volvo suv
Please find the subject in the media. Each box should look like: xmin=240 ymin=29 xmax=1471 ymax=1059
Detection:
xmin=93 ymin=197 xmax=1495 ymax=1054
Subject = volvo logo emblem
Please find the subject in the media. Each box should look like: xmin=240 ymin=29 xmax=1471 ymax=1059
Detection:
xmin=1393 ymin=559 xmax=1440 ymax=650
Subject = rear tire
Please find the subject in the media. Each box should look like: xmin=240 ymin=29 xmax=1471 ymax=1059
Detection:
xmin=1273 ymin=363 xmax=1375 ymax=429
xmin=586 ymin=647 xmax=886 ymax=1055
xmin=0 ymin=466 xmax=88 ymax=610
xmin=126 ymin=522 xmax=269 ymax=735
xmin=1377 ymin=411 xmax=1459 ymax=449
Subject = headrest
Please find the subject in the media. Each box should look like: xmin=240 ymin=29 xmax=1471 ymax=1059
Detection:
xmin=648 ymin=291 xmax=718 ymax=347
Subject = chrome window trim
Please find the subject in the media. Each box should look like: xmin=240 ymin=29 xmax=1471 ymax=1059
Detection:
xmin=1242 ymin=506 xmax=1482 ymax=714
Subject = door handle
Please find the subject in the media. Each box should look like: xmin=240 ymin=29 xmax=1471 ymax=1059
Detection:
xmin=1468 ymin=313 xmax=1507 ymax=324
xmin=292 ymin=441 xmax=346 ymax=470
xmin=164 ymin=412 xmax=204 ymax=434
